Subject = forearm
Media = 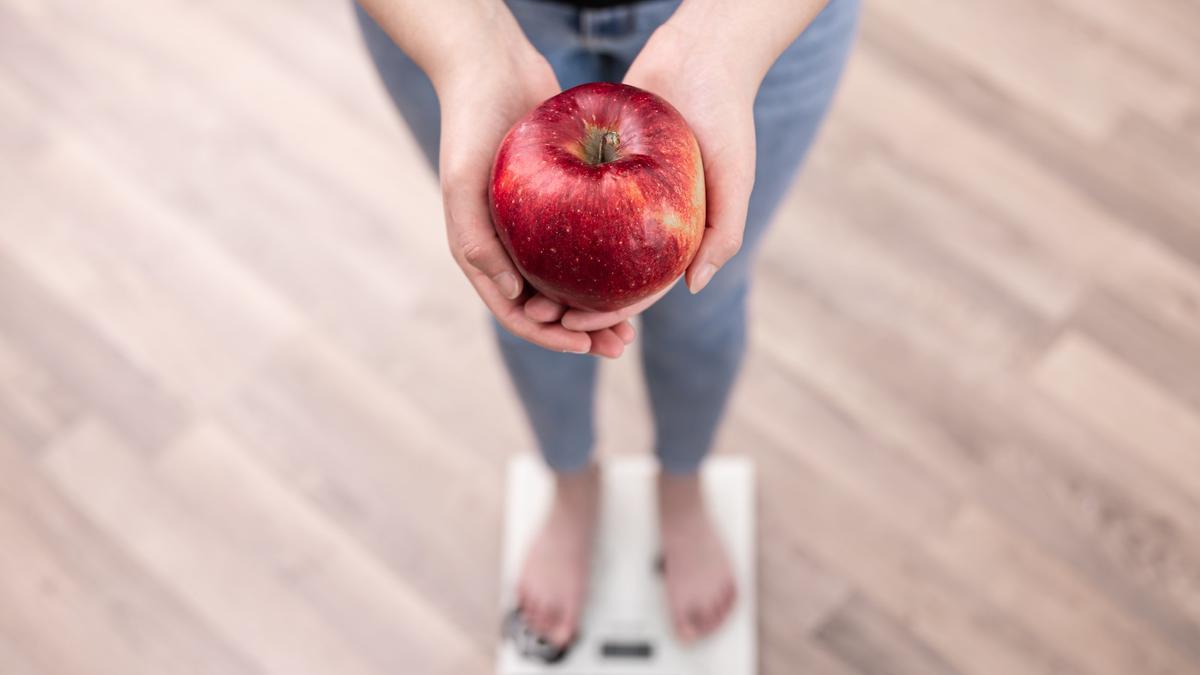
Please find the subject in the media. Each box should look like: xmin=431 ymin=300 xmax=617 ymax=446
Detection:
xmin=657 ymin=0 xmax=830 ymax=91
xmin=355 ymin=0 xmax=538 ymax=90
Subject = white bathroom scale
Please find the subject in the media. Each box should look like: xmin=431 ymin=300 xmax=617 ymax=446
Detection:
xmin=498 ymin=454 xmax=756 ymax=675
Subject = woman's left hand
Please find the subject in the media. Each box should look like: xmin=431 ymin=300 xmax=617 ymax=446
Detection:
xmin=526 ymin=21 xmax=761 ymax=333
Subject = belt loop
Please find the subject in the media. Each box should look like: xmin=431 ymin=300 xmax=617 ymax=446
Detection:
xmin=579 ymin=5 xmax=637 ymax=44
xmin=574 ymin=7 xmax=586 ymax=39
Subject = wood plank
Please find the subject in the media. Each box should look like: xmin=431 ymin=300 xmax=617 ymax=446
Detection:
xmin=733 ymin=353 xmax=960 ymax=533
xmin=0 ymin=252 xmax=186 ymax=452
xmin=0 ymin=633 xmax=41 ymax=675
xmin=924 ymin=505 xmax=1196 ymax=675
xmin=39 ymin=419 xmax=391 ymax=675
xmin=204 ymin=0 xmax=399 ymax=138
xmin=1045 ymin=0 xmax=1200 ymax=92
xmin=217 ymin=334 xmax=504 ymax=641
xmin=748 ymin=426 xmax=1080 ymax=675
xmin=791 ymin=122 xmax=1083 ymax=319
xmin=0 ymin=62 xmax=49 ymax=157
xmin=0 ymin=332 xmax=79 ymax=452
xmin=1095 ymin=236 xmax=1200 ymax=343
xmin=830 ymin=45 xmax=1143 ymax=289
xmin=158 ymin=424 xmax=488 ymax=673
xmin=380 ymin=304 xmax=535 ymax=465
xmin=856 ymin=13 xmax=1200 ymax=268
xmin=1070 ymin=289 xmax=1200 ymax=412
xmin=0 ymin=0 xmax=445 ymax=366
xmin=870 ymin=0 xmax=1194 ymax=138
xmin=1032 ymin=332 xmax=1200 ymax=500
xmin=813 ymin=594 xmax=963 ymax=675
xmin=0 ymin=432 xmax=261 ymax=675
xmin=763 ymin=637 xmax=866 ymax=675
xmin=755 ymin=282 xmax=1200 ymax=662
xmin=0 ymin=135 xmax=300 ymax=410
xmin=758 ymin=187 xmax=1040 ymax=377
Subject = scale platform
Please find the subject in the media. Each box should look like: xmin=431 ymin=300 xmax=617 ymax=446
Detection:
xmin=498 ymin=454 xmax=756 ymax=675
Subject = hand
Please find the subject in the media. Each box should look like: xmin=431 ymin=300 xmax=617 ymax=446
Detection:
xmin=531 ymin=282 xmax=675 ymax=333
xmin=361 ymin=0 xmax=819 ymax=352
xmin=434 ymin=42 xmax=635 ymax=358
xmin=522 ymin=21 xmax=760 ymax=334
xmin=625 ymin=23 xmax=759 ymax=298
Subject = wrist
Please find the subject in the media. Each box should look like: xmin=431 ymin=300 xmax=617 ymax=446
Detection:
xmin=428 ymin=16 xmax=544 ymax=95
xmin=648 ymin=0 xmax=828 ymax=93
xmin=633 ymin=19 xmax=766 ymax=100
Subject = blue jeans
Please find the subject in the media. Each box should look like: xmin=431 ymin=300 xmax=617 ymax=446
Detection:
xmin=356 ymin=0 xmax=859 ymax=474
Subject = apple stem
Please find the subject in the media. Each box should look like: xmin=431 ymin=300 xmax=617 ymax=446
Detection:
xmin=597 ymin=131 xmax=620 ymax=164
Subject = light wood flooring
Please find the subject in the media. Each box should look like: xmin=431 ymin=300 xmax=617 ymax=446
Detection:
xmin=1 ymin=0 xmax=1199 ymax=673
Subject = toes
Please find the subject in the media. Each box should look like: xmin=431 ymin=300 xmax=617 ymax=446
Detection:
xmin=675 ymin=619 xmax=698 ymax=643
xmin=699 ymin=582 xmax=737 ymax=637
xmin=548 ymin=607 xmax=576 ymax=648
xmin=672 ymin=584 xmax=738 ymax=642
xmin=674 ymin=605 xmax=702 ymax=643
xmin=535 ymin=610 xmax=557 ymax=640
xmin=516 ymin=585 xmax=533 ymax=621
xmin=541 ymin=603 xmax=563 ymax=638
xmin=525 ymin=598 xmax=549 ymax=637
xmin=694 ymin=603 xmax=718 ymax=637
xmin=721 ymin=583 xmax=738 ymax=616
xmin=518 ymin=595 xmax=577 ymax=647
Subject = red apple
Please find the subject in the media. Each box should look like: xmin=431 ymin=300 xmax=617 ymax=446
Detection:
xmin=489 ymin=82 xmax=705 ymax=312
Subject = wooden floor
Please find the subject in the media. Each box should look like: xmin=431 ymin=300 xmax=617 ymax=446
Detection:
xmin=1 ymin=0 xmax=1199 ymax=672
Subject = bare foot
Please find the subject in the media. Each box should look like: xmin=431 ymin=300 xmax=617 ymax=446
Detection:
xmin=516 ymin=464 xmax=600 ymax=647
xmin=658 ymin=472 xmax=737 ymax=642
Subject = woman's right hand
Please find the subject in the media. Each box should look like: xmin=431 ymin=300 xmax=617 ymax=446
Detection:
xmin=432 ymin=40 xmax=635 ymax=358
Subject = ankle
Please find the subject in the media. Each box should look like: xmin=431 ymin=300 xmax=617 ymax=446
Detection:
xmin=658 ymin=472 xmax=703 ymax=503
xmin=552 ymin=463 xmax=599 ymax=507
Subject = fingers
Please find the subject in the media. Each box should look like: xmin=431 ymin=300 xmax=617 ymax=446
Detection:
xmin=687 ymin=118 xmax=756 ymax=295
xmin=686 ymin=226 xmax=743 ymax=294
xmin=469 ymin=273 xmax=592 ymax=354
xmin=562 ymin=307 xmax=631 ymax=333
xmin=472 ymin=274 xmax=633 ymax=360
xmin=520 ymin=291 xmax=637 ymax=358
xmin=443 ymin=167 xmax=589 ymax=353
xmin=687 ymin=166 xmax=750 ymax=294
xmin=524 ymin=293 xmax=567 ymax=323
xmin=587 ymin=327 xmax=628 ymax=359
xmin=444 ymin=183 xmax=524 ymax=300
xmin=611 ymin=320 xmax=636 ymax=345
xmin=560 ymin=281 xmax=674 ymax=331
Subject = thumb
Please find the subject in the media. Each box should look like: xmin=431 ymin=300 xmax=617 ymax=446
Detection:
xmin=686 ymin=114 xmax=756 ymax=294
xmin=687 ymin=168 xmax=752 ymax=295
xmin=444 ymin=186 xmax=524 ymax=300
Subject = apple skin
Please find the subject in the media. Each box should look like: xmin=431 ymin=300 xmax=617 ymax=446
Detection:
xmin=489 ymin=82 xmax=705 ymax=312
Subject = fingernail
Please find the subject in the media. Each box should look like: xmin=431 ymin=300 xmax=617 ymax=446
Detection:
xmin=621 ymin=325 xmax=636 ymax=344
xmin=493 ymin=271 xmax=520 ymax=299
xmin=690 ymin=263 xmax=716 ymax=294
xmin=563 ymin=346 xmax=589 ymax=355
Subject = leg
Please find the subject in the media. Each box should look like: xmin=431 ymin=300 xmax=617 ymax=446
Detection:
xmin=356 ymin=0 xmax=620 ymax=648
xmin=355 ymin=1 xmax=603 ymax=473
xmin=642 ymin=0 xmax=861 ymax=471
xmin=624 ymin=0 xmax=861 ymax=641
xmin=490 ymin=4 xmax=624 ymax=647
